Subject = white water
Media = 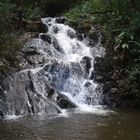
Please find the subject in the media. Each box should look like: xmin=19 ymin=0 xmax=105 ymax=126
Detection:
xmin=40 ymin=17 xmax=105 ymax=113
xmin=41 ymin=18 xmax=93 ymax=63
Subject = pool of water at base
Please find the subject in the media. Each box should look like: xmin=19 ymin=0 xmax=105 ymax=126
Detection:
xmin=0 ymin=108 xmax=140 ymax=140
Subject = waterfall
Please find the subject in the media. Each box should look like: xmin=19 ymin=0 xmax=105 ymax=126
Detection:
xmin=40 ymin=17 xmax=105 ymax=106
xmin=0 ymin=17 xmax=105 ymax=118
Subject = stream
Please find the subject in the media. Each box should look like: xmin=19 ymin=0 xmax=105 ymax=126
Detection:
xmin=0 ymin=109 xmax=140 ymax=140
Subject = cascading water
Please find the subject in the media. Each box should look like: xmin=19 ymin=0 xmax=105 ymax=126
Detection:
xmin=0 ymin=17 xmax=106 ymax=119
xmin=40 ymin=17 xmax=105 ymax=110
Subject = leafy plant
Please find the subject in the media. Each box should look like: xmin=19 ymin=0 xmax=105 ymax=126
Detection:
xmin=24 ymin=7 xmax=41 ymax=20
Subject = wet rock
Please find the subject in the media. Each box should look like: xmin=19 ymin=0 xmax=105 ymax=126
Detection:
xmin=0 ymin=71 xmax=63 ymax=116
xmin=67 ymin=30 xmax=76 ymax=39
xmin=0 ymin=110 xmax=4 ymax=119
xmin=81 ymin=56 xmax=92 ymax=73
xmin=40 ymin=34 xmax=64 ymax=53
xmin=102 ymin=94 xmax=122 ymax=108
xmin=0 ymin=87 xmax=6 ymax=101
xmin=23 ymin=49 xmax=40 ymax=56
xmin=57 ymin=93 xmax=76 ymax=109
xmin=77 ymin=33 xmax=86 ymax=41
xmin=55 ymin=17 xmax=67 ymax=24
xmin=52 ymin=38 xmax=64 ymax=53
xmin=0 ymin=59 xmax=81 ymax=117
xmin=25 ymin=55 xmax=47 ymax=66
xmin=53 ymin=26 xmax=60 ymax=34
xmin=40 ymin=34 xmax=52 ymax=44
xmin=22 ymin=43 xmax=40 ymax=56
xmin=18 ymin=32 xmax=39 ymax=44
xmin=85 ymin=96 xmax=92 ymax=105
xmin=47 ymin=88 xmax=55 ymax=99
xmin=84 ymin=81 xmax=91 ymax=87
xmin=46 ymin=88 xmax=76 ymax=109
xmin=0 ymin=99 xmax=8 ymax=118
xmin=22 ymin=19 xmax=47 ymax=33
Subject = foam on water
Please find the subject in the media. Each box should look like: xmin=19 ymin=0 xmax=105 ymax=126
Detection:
xmin=4 ymin=114 xmax=23 ymax=120
xmin=75 ymin=105 xmax=112 ymax=115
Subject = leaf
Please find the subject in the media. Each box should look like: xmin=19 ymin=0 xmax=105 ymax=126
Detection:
xmin=130 ymin=35 xmax=134 ymax=40
xmin=122 ymin=44 xmax=129 ymax=49
xmin=117 ymin=31 xmax=125 ymax=39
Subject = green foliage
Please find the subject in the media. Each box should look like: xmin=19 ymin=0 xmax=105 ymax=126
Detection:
xmin=65 ymin=0 xmax=140 ymax=56
xmin=115 ymin=30 xmax=133 ymax=49
xmin=0 ymin=0 xmax=16 ymax=32
xmin=24 ymin=7 xmax=41 ymax=20
xmin=123 ymin=66 xmax=140 ymax=102
xmin=0 ymin=0 xmax=16 ymax=16
xmin=0 ymin=0 xmax=22 ymax=75
xmin=65 ymin=0 xmax=140 ymax=103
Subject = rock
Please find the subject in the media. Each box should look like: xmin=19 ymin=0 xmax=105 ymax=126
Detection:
xmin=0 ymin=110 xmax=4 ymax=119
xmin=81 ymin=56 xmax=92 ymax=73
xmin=55 ymin=17 xmax=67 ymax=24
xmin=22 ymin=48 xmax=40 ymax=56
xmin=57 ymin=93 xmax=76 ymax=109
xmin=0 ymin=86 xmax=6 ymax=101
xmin=84 ymin=81 xmax=91 ymax=87
xmin=22 ymin=19 xmax=47 ymax=33
xmin=102 ymin=94 xmax=122 ymax=108
xmin=0 ymin=71 xmax=62 ymax=116
xmin=67 ymin=30 xmax=76 ymax=39
xmin=88 ymin=31 xmax=99 ymax=45
xmin=94 ymin=75 xmax=104 ymax=83
xmin=18 ymin=32 xmax=39 ymax=44
xmin=0 ymin=59 xmax=80 ymax=117
xmin=52 ymin=38 xmax=64 ymax=53
xmin=85 ymin=30 xmax=101 ymax=47
xmin=25 ymin=55 xmax=47 ymax=66
xmin=77 ymin=33 xmax=86 ymax=41
xmin=85 ymin=96 xmax=92 ymax=105
xmin=52 ymin=26 xmax=60 ymax=34
xmin=40 ymin=34 xmax=64 ymax=53
xmin=0 ymin=98 xmax=8 ymax=118
xmin=47 ymin=88 xmax=55 ymax=99
xmin=40 ymin=34 xmax=52 ymax=43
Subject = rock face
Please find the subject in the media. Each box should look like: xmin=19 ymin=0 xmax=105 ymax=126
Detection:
xmin=22 ymin=19 xmax=47 ymax=33
xmin=0 ymin=45 xmax=77 ymax=117
xmin=0 ymin=17 xmax=105 ymax=118
xmin=0 ymin=65 xmax=77 ymax=117
xmin=94 ymin=51 xmax=138 ymax=108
